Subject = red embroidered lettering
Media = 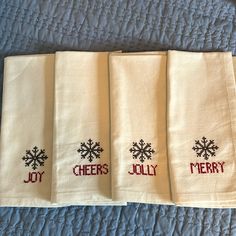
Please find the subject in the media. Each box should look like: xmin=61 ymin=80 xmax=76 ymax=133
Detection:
xmin=38 ymin=171 xmax=44 ymax=182
xmin=133 ymin=164 xmax=141 ymax=175
xmin=212 ymin=162 xmax=219 ymax=173
xmin=73 ymin=164 xmax=109 ymax=176
xmin=128 ymin=164 xmax=157 ymax=176
xmin=128 ymin=165 xmax=134 ymax=175
xmin=73 ymin=165 xmax=84 ymax=176
xmin=24 ymin=172 xmax=31 ymax=183
xmin=84 ymin=165 xmax=89 ymax=175
xmin=151 ymin=165 xmax=157 ymax=175
xmin=90 ymin=164 xmax=96 ymax=175
xmin=23 ymin=171 xmax=45 ymax=183
xmin=96 ymin=164 xmax=102 ymax=175
xmin=218 ymin=161 xmax=225 ymax=173
xmin=31 ymin=172 xmax=37 ymax=183
xmin=102 ymin=164 xmax=109 ymax=174
xmin=199 ymin=163 xmax=206 ymax=174
xmin=206 ymin=162 xmax=213 ymax=173
xmin=190 ymin=162 xmax=225 ymax=174
xmin=190 ymin=163 xmax=198 ymax=174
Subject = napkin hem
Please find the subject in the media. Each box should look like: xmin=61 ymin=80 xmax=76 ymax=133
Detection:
xmin=0 ymin=198 xmax=59 ymax=208
xmin=176 ymin=201 xmax=236 ymax=208
xmin=52 ymin=191 xmax=120 ymax=204
xmin=112 ymin=190 xmax=173 ymax=205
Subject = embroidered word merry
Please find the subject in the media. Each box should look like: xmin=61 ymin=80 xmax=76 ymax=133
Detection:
xmin=73 ymin=164 xmax=109 ymax=176
xmin=24 ymin=171 xmax=45 ymax=183
xmin=128 ymin=164 xmax=157 ymax=176
xmin=190 ymin=162 xmax=225 ymax=174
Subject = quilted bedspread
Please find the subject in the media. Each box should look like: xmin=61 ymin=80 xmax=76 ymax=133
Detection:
xmin=1 ymin=0 xmax=236 ymax=235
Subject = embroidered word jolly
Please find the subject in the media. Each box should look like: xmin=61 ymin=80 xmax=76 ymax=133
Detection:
xmin=128 ymin=139 xmax=157 ymax=176
xmin=128 ymin=164 xmax=157 ymax=176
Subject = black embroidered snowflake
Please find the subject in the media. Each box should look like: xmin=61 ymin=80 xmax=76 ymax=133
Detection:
xmin=129 ymin=139 xmax=155 ymax=163
xmin=22 ymin=146 xmax=48 ymax=170
xmin=192 ymin=136 xmax=219 ymax=160
xmin=77 ymin=139 xmax=103 ymax=162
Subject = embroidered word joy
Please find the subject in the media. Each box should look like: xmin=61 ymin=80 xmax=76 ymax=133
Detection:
xmin=22 ymin=147 xmax=48 ymax=184
xmin=24 ymin=171 xmax=45 ymax=183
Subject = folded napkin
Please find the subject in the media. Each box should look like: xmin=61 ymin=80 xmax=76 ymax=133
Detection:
xmin=51 ymin=51 xmax=125 ymax=205
xmin=233 ymin=57 xmax=236 ymax=78
xmin=167 ymin=50 xmax=236 ymax=207
xmin=109 ymin=52 xmax=172 ymax=204
xmin=0 ymin=54 xmax=54 ymax=207
xmin=121 ymin=51 xmax=166 ymax=55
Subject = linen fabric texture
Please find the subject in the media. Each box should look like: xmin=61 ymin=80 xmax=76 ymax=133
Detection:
xmin=109 ymin=52 xmax=172 ymax=204
xmin=0 ymin=54 xmax=55 ymax=207
xmin=1 ymin=51 xmax=236 ymax=208
xmin=51 ymin=51 xmax=125 ymax=205
xmin=167 ymin=51 xmax=236 ymax=208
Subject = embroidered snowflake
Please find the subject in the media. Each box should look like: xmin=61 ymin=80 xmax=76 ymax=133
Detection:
xmin=22 ymin=146 xmax=48 ymax=170
xmin=129 ymin=139 xmax=155 ymax=163
xmin=192 ymin=136 xmax=219 ymax=160
xmin=77 ymin=139 xmax=103 ymax=162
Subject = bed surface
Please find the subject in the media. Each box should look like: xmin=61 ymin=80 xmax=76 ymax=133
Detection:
xmin=0 ymin=0 xmax=236 ymax=235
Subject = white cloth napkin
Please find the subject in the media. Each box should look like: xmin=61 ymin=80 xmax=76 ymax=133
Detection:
xmin=167 ymin=50 xmax=236 ymax=207
xmin=121 ymin=51 xmax=166 ymax=55
xmin=233 ymin=57 xmax=236 ymax=79
xmin=0 ymin=54 xmax=54 ymax=207
xmin=109 ymin=52 xmax=172 ymax=204
xmin=51 ymin=51 xmax=125 ymax=205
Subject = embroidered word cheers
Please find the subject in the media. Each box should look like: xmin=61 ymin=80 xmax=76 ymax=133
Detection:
xmin=73 ymin=164 xmax=108 ymax=176
xmin=74 ymin=139 xmax=109 ymax=176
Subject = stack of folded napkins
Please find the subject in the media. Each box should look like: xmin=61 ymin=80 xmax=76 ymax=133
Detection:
xmin=0 ymin=50 xmax=236 ymax=208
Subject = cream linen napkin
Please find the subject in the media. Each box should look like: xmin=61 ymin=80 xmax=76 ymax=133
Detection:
xmin=167 ymin=50 xmax=236 ymax=208
xmin=0 ymin=54 xmax=54 ymax=207
xmin=51 ymin=51 xmax=125 ymax=205
xmin=181 ymin=56 xmax=236 ymax=209
xmin=109 ymin=52 xmax=172 ymax=204
xmin=233 ymin=57 xmax=236 ymax=78
xmin=121 ymin=51 xmax=166 ymax=55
